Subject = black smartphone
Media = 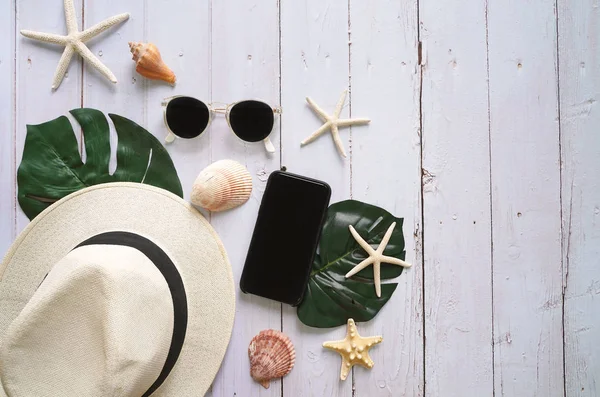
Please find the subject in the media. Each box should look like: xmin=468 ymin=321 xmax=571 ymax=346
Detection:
xmin=240 ymin=171 xmax=331 ymax=306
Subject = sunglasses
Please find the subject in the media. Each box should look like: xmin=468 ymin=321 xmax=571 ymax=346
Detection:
xmin=162 ymin=96 xmax=281 ymax=153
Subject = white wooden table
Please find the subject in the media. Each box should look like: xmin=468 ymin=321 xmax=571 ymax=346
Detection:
xmin=1 ymin=0 xmax=598 ymax=396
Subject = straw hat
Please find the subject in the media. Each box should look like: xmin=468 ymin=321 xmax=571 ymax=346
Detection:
xmin=0 ymin=183 xmax=235 ymax=396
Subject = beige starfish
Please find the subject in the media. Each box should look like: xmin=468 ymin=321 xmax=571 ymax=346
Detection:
xmin=345 ymin=222 xmax=412 ymax=297
xmin=322 ymin=318 xmax=383 ymax=381
xmin=20 ymin=0 xmax=129 ymax=90
xmin=301 ymin=90 xmax=370 ymax=158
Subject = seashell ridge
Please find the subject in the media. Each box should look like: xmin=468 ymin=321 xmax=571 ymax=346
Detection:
xmin=190 ymin=159 xmax=253 ymax=212
xmin=248 ymin=329 xmax=296 ymax=389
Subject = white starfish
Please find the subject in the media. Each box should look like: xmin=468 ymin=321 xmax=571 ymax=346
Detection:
xmin=345 ymin=222 xmax=412 ymax=297
xmin=301 ymin=90 xmax=370 ymax=158
xmin=20 ymin=0 xmax=129 ymax=90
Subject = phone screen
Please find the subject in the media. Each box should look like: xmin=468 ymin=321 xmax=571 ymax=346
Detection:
xmin=240 ymin=171 xmax=331 ymax=305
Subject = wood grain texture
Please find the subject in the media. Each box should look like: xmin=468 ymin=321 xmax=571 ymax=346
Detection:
xmin=1 ymin=0 xmax=597 ymax=395
xmin=209 ymin=1 xmax=282 ymax=396
xmin=420 ymin=0 xmax=494 ymax=395
xmin=280 ymin=0 xmax=353 ymax=396
xmin=349 ymin=0 xmax=423 ymax=396
xmin=558 ymin=0 xmax=600 ymax=395
xmin=487 ymin=0 xmax=564 ymax=395
xmin=0 ymin=0 xmax=15 ymax=258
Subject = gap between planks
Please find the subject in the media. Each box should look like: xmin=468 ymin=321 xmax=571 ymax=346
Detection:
xmin=484 ymin=0 xmax=496 ymax=395
xmin=553 ymin=0 xmax=567 ymax=394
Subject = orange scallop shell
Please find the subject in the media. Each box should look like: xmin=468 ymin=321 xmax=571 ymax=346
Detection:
xmin=248 ymin=329 xmax=296 ymax=389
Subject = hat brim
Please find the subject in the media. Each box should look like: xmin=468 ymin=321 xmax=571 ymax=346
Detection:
xmin=0 ymin=183 xmax=236 ymax=396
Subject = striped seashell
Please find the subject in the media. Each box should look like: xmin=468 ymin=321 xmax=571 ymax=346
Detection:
xmin=248 ymin=329 xmax=296 ymax=389
xmin=190 ymin=160 xmax=253 ymax=212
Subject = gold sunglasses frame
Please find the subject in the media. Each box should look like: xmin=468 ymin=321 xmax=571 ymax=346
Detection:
xmin=161 ymin=95 xmax=281 ymax=153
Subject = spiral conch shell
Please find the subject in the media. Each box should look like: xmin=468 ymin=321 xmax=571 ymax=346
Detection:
xmin=248 ymin=329 xmax=296 ymax=389
xmin=190 ymin=160 xmax=253 ymax=212
xmin=128 ymin=42 xmax=176 ymax=85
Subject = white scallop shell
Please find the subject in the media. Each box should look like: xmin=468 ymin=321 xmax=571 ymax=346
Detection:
xmin=190 ymin=160 xmax=252 ymax=212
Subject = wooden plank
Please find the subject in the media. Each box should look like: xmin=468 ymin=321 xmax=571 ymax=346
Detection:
xmin=487 ymin=0 xmax=564 ymax=395
xmin=83 ymin=0 xmax=144 ymax=173
xmin=143 ymin=1 xmax=212 ymax=201
xmin=209 ymin=1 xmax=282 ymax=396
xmin=143 ymin=1 xmax=213 ymax=394
xmin=558 ymin=1 xmax=600 ymax=396
xmin=419 ymin=0 xmax=494 ymax=394
xmin=349 ymin=0 xmax=423 ymax=395
xmin=280 ymin=1 xmax=353 ymax=396
xmin=0 ymin=0 xmax=16 ymax=256
xmin=15 ymin=0 xmax=83 ymax=231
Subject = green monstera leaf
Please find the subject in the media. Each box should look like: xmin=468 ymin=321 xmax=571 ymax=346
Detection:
xmin=18 ymin=108 xmax=183 ymax=219
xmin=297 ymin=200 xmax=407 ymax=328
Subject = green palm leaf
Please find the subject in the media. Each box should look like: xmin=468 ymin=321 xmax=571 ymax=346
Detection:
xmin=297 ymin=200 xmax=407 ymax=328
xmin=18 ymin=108 xmax=183 ymax=219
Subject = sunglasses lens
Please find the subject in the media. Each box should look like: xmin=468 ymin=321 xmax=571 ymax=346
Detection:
xmin=165 ymin=97 xmax=210 ymax=139
xmin=229 ymin=100 xmax=274 ymax=142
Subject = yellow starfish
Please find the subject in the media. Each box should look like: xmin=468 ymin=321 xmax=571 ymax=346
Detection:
xmin=322 ymin=318 xmax=383 ymax=381
xmin=345 ymin=222 xmax=412 ymax=297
